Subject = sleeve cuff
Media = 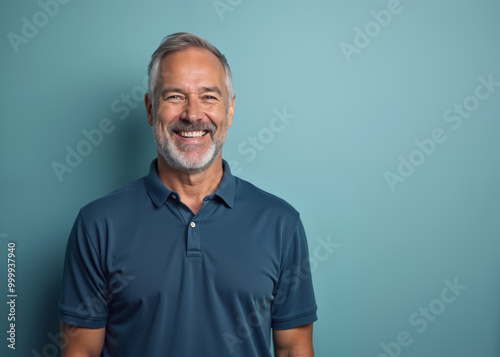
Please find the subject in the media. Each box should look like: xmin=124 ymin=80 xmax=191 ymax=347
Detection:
xmin=59 ymin=309 xmax=107 ymax=329
xmin=272 ymin=310 xmax=318 ymax=330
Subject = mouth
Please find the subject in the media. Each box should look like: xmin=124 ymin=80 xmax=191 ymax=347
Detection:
xmin=176 ymin=130 xmax=209 ymax=138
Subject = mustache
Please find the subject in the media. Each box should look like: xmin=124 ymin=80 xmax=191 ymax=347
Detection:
xmin=167 ymin=121 xmax=216 ymax=135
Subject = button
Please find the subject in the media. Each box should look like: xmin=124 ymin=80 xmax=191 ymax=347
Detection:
xmin=190 ymin=222 xmax=196 ymax=228
xmin=171 ymin=194 xmax=177 ymax=199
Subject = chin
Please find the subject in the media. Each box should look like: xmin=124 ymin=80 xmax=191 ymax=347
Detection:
xmin=161 ymin=151 xmax=219 ymax=173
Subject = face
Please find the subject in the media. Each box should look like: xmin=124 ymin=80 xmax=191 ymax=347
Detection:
xmin=145 ymin=48 xmax=235 ymax=173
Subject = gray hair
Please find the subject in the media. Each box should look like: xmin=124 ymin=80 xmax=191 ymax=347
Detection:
xmin=147 ymin=32 xmax=234 ymax=101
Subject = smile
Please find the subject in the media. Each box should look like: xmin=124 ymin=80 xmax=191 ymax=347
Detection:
xmin=177 ymin=131 xmax=208 ymax=138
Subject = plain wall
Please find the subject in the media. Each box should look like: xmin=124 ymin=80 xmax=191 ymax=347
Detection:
xmin=1 ymin=0 xmax=499 ymax=355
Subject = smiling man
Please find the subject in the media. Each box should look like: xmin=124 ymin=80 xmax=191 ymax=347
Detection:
xmin=59 ymin=32 xmax=317 ymax=357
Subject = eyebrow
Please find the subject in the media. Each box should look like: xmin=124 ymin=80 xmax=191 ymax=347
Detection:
xmin=200 ymin=86 xmax=223 ymax=97
xmin=160 ymin=87 xmax=184 ymax=98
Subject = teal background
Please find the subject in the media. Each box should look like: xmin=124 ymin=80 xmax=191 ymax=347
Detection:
xmin=1 ymin=0 xmax=499 ymax=355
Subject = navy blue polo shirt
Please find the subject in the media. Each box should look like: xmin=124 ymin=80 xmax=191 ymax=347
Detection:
xmin=59 ymin=159 xmax=317 ymax=356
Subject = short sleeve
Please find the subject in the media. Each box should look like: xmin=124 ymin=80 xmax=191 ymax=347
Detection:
xmin=58 ymin=211 xmax=109 ymax=328
xmin=271 ymin=217 xmax=318 ymax=330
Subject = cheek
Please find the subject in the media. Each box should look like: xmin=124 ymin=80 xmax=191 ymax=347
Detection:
xmin=157 ymin=104 xmax=181 ymax=121
xmin=156 ymin=109 xmax=171 ymax=123
xmin=153 ymin=112 xmax=171 ymax=134
xmin=207 ymin=105 xmax=229 ymax=124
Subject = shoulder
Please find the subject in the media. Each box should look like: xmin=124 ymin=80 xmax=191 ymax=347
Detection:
xmin=79 ymin=177 xmax=148 ymax=221
xmin=233 ymin=176 xmax=300 ymax=220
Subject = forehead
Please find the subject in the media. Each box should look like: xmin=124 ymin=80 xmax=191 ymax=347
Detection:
xmin=159 ymin=48 xmax=225 ymax=86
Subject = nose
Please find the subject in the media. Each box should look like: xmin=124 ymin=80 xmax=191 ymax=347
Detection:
xmin=181 ymin=96 xmax=201 ymax=122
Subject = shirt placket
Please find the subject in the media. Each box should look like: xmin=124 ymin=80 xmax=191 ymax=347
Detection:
xmin=186 ymin=219 xmax=201 ymax=257
xmin=172 ymin=194 xmax=211 ymax=258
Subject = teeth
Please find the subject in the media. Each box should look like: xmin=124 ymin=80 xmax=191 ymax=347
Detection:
xmin=179 ymin=131 xmax=206 ymax=138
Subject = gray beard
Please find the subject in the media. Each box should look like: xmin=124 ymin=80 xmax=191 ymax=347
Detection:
xmin=153 ymin=121 xmax=228 ymax=173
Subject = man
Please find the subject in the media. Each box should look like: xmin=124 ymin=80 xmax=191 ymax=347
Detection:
xmin=59 ymin=32 xmax=317 ymax=356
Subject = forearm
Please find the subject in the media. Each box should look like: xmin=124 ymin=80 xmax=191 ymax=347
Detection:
xmin=61 ymin=322 xmax=105 ymax=357
xmin=273 ymin=323 xmax=314 ymax=357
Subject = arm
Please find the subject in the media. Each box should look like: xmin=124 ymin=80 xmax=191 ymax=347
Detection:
xmin=61 ymin=322 xmax=105 ymax=357
xmin=273 ymin=323 xmax=314 ymax=357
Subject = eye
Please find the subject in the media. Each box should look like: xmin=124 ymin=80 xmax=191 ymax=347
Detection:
xmin=166 ymin=95 xmax=184 ymax=102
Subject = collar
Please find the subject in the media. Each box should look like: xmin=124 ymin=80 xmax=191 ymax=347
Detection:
xmin=146 ymin=159 xmax=235 ymax=208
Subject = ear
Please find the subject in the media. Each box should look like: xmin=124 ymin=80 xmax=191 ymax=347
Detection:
xmin=144 ymin=93 xmax=154 ymax=126
xmin=227 ymin=95 xmax=235 ymax=128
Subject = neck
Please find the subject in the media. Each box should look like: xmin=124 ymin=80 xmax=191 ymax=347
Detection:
xmin=156 ymin=154 xmax=224 ymax=214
